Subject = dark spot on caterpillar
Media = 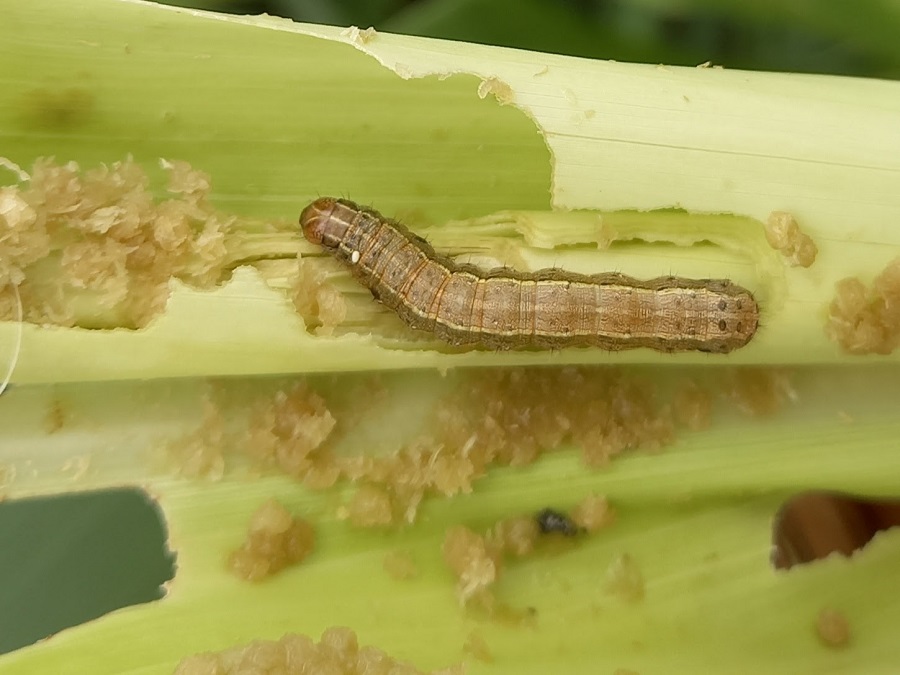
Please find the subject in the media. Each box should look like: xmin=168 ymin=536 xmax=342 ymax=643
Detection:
xmin=718 ymin=299 xmax=727 ymax=311
xmin=718 ymin=319 xmax=728 ymax=331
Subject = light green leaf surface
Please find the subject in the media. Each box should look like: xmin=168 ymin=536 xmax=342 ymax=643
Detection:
xmin=1 ymin=1 xmax=899 ymax=673
xmin=3 ymin=0 xmax=900 ymax=381
xmin=1 ymin=368 xmax=899 ymax=673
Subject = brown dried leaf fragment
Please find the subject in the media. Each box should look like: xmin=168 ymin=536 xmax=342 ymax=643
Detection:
xmin=826 ymin=257 xmax=900 ymax=355
xmin=228 ymin=498 xmax=315 ymax=582
xmin=765 ymin=211 xmax=818 ymax=267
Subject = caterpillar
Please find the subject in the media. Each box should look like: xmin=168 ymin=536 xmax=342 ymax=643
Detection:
xmin=300 ymin=197 xmax=759 ymax=353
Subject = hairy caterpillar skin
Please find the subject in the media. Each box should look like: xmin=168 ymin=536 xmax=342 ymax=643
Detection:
xmin=300 ymin=197 xmax=759 ymax=353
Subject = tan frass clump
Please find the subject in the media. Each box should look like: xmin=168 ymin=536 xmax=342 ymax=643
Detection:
xmin=228 ymin=499 xmax=316 ymax=582
xmin=174 ymin=626 xmax=461 ymax=675
xmin=0 ymin=157 xmax=230 ymax=328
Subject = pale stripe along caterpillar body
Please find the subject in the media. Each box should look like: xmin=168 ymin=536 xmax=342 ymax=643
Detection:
xmin=300 ymin=197 xmax=759 ymax=353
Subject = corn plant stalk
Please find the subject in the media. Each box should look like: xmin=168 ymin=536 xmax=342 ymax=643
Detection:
xmin=1 ymin=1 xmax=900 ymax=673
xmin=3 ymin=1 xmax=900 ymax=382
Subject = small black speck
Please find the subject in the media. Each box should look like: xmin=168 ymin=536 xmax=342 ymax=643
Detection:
xmin=736 ymin=300 xmax=743 ymax=310
xmin=718 ymin=299 xmax=727 ymax=311
xmin=536 ymin=508 xmax=582 ymax=536
xmin=736 ymin=321 xmax=743 ymax=332
xmin=718 ymin=319 xmax=727 ymax=331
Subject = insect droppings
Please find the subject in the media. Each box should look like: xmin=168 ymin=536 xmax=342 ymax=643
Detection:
xmin=536 ymin=508 xmax=583 ymax=536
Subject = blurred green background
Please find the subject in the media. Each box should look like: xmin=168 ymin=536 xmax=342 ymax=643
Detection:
xmin=4 ymin=0 xmax=900 ymax=658
xmin=161 ymin=0 xmax=900 ymax=78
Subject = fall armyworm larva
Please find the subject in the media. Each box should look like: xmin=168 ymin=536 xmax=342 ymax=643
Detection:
xmin=300 ymin=197 xmax=759 ymax=353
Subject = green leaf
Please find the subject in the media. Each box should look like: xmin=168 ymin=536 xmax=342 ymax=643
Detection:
xmin=1 ymin=1 xmax=899 ymax=673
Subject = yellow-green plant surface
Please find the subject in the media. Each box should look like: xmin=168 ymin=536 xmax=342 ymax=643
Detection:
xmin=2 ymin=0 xmax=900 ymax=673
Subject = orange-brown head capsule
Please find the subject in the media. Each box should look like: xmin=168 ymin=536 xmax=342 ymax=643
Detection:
xmin=299 ymin=197 xmax=338 ymax=245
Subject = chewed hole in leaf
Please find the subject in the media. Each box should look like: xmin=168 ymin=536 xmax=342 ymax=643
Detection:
xmin=0 ymin=487 xmax=174 ymax=654
xmin=772 ymin=491 xmax=900 ymax=569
